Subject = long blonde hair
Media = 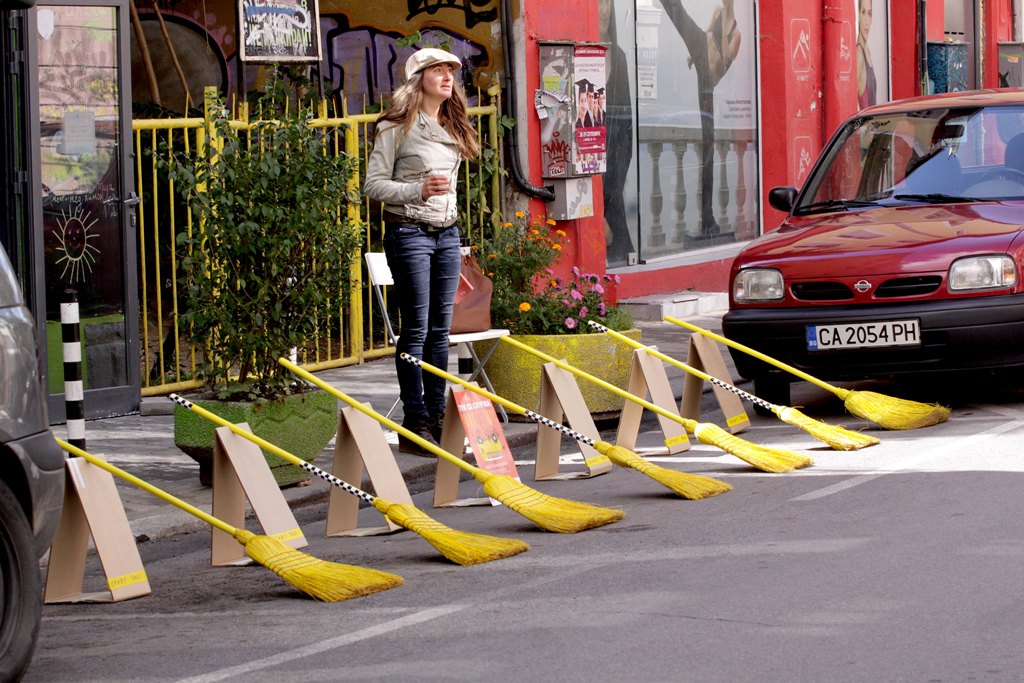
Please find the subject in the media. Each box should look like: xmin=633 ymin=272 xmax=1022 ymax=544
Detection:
xmin=375 ymin=70 xmax=481 ymax=160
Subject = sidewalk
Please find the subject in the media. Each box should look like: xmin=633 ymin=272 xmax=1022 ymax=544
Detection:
xmin=74 ymin=311 xmax=731 ymax=542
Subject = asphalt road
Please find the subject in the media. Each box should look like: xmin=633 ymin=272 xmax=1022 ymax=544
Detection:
xmin=26 ymin=373 xmax=1024 ymax=682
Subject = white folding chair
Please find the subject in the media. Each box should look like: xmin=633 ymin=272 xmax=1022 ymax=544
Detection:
xmin=364 ymin=252 xmax=510 ymax=422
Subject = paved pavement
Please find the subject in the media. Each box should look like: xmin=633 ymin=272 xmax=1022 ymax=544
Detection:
xmin=62 ymin=310 xmax=732 ymax=544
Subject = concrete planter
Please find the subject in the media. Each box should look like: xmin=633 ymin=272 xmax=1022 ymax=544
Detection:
xmin=474 ymin=328 xmax=642 ymax=420
xmin=173 ymin=390 xmax=337 ymax=486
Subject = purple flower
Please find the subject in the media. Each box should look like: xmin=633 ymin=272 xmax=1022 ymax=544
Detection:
xmin=593 ymin=284 xmax=604 ymax=294
xmin=579 ymin=306 xmax=589 ymax=317
xmin=570 ymin=289 xmax=584 ymax=301
xmin=565 ymin=317 xmax=577 ymax=329
xmin=598 ymin=302 xmax=607 ymax=315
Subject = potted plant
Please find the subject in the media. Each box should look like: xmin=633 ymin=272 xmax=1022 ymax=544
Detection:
xmin=474 ymin=212 xmax=639 ymax=418
xmin=164 ymin=79 xmax=362 ymax=485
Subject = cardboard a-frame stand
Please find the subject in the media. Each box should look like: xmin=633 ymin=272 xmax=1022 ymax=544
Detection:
xmin=44 ymin=455 xmax=151 ymax=603
xmin=615 ymin=347 xmax=692 ymax=455
xmin=326 ymin=404 xmax=416 ymax=536
xmin=679 ymin=332 xmax=750 ymax=434
xmin=209 ymin=424 xmax=308 ymax=566
xmin=533 ymin=362 xmax=613 ymax=480
xmin=433 ymin=387 xmax=520 ymax=507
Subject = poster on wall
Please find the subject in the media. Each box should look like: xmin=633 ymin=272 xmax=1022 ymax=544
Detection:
xmin=537 ymin=42 xmax=574 ymax=178
xmin=855 ymin=0 xmax=890 ymax=106
xmin=572 ymin=44 xmax=608 ymax=175
xmin=238 ymin=0 xmax=322 ymax=63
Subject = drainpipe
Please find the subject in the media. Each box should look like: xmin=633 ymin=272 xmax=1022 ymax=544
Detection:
xmin=499 ymin=0 xmax=555 ymax=201
xmin=919 ymin=0 xmax=929 ymax=94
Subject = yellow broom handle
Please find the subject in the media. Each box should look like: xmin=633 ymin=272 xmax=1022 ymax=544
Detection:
xmin=404 ymin=354 xmax=528 ymax=417
xmin=498 ymin=336 xmax=697 ymax=430
xmin=590 ymin=322 xmax=715 ymax=383
xmin=663 ymin=315 xmax=837 ymax=393
xmin=55 ymin=437 xmax=237 ymax=536
xmin=277 ymin=357 xmax=477 ymax=475
xmin=175 ymin=397 xmax=309 ymax=466
xmin=169 ymin=394 xmax=377 ymax=504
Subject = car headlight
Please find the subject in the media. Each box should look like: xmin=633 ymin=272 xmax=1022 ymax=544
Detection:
xmin=733 ymin=268 xmax=784 ymax=302
xmin=948 ymin=255 xmax=1017 ymax=291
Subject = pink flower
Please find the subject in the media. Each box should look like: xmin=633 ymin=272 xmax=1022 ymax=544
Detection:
xmin=565 ymin=317 xmax=577 ymax=329
xmin=572 ymin=266 xmax=581 ymax=277
xmin=613 ymin=274 xmax=621 ymax=284
xmin=593 ymin=284 xmax=604 ymax=294
xmin=579 ymin=306 xmax=589 ymax=317
xmin=562 ymin=299 xmax=570 ymax=306
xmin=570 ymin=289 xmax=584 ymax=301
xmin=598 ymin=302 xmax=607 ymax=315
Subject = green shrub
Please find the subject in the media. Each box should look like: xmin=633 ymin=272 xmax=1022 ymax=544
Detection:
xmin=164 ymin=89 xmax=362 ymax=399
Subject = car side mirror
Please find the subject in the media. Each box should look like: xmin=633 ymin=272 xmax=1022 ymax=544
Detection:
xmin=768 ymin=186 xmax=798 ymax=213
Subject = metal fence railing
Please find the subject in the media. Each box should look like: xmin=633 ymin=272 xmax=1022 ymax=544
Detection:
xmin=135 ymin=89 xmax=502 ymax=396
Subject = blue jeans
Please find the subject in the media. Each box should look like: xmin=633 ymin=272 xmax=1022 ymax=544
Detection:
xmin=383 ymin=223 xmax=461 ymax=420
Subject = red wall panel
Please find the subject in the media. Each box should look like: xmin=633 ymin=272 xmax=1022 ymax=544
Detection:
xmin=522 ymin=1 xmax=604 ymax=285
xmin=759 ymin=0 xmax=825 ymax=231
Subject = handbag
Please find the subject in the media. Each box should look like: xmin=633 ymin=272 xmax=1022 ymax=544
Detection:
xmin=450 ymin=252 xmax=492 ymax=333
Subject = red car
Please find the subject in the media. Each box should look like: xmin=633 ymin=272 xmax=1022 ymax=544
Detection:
xmin=723 ymin=89 xmax=1024 ymax=407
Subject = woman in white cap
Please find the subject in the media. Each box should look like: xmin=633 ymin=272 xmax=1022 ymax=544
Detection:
xmin=364 ymin=47 xmax=480 ymax=455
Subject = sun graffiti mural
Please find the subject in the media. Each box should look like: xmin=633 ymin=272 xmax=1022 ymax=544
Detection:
xmin=53 ymin=204 xmax=101 ymax=284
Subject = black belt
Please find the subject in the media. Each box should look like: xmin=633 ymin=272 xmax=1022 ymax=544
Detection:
xmin=383 ymin=211 xmax=456 ymax=231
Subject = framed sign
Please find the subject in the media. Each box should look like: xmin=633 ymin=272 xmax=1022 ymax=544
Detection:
xmin=238 ymin=0 xmax=321 ymax=63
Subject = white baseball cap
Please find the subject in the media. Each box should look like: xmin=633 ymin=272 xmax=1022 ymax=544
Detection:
xmin=405 ymin=48 xmax=462 ymax=80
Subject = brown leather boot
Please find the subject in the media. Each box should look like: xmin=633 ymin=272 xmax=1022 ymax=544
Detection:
xmin=398 ymin=415 xmax=436 ymax=457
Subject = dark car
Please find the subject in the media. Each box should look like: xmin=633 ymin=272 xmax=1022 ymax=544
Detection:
xmin=0 ymin=243 xmax=65 ymax=680
xmin=723 ymin=89 xmax=1024 ymax=406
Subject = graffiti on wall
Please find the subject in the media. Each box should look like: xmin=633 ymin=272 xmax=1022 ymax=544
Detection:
xmin=404 ymin=0 xmax=497 ymax=29
xmin=131 ymin=0 xmax=500 ymax=114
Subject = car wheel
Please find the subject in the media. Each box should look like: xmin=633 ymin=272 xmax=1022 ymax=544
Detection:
xmin=753 ymin=376 xmax=791 ymax=415
xmin=0 ymin=479 xmax=42 ymax=682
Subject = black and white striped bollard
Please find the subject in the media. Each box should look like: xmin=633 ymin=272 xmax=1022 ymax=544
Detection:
xmin=61 ymin=289 xmax=85 ymax=450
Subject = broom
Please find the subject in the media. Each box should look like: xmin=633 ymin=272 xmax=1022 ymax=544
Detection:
xmin=587 ymin=321 xmax=880 ymax=451
xmin=663 ymin=315 xmax=951 ymax=430
xmin=401 ymin=353 xmax=732 ymax=500
xmin=278 ymin=358 xmax=624 ymax=533
xmin=499 ymin=336 xmax=813 ymax=473
xmin=54 ymin=438 xmax=403 ymax=602
xmin=169 ymin=395 xmax=529 ymax=566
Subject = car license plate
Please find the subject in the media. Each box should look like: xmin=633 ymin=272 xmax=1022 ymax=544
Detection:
xmin=806 ymin=319 xmax=921 ymax=351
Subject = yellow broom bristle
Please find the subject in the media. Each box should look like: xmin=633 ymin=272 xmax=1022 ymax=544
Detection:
xmin=839 ymin=389 xmax=951 ymax=430
xmin=475 ymin=472 xmax=624 ymax=533
xmin=693 ymin=423 xmax=814 ymax=473
xmin=237 ymin=530 xmax=404 ymax=602
xmin=598 ymin=443 xmax=732 ymax=499
xmin=776 ymin=406 xmax=880 ymax=451
xmin=372 ymin=499 xmax=529 ymax=566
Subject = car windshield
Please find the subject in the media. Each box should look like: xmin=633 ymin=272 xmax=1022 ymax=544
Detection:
xmin=795 ymin=104 xmax=1024 ymax=214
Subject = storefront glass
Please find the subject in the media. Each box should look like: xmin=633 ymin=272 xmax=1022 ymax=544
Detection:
xmin=37 ymin=4 xmax=130 ymax=393
xmin=604 ymin=0 xmax=759 ymax=267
